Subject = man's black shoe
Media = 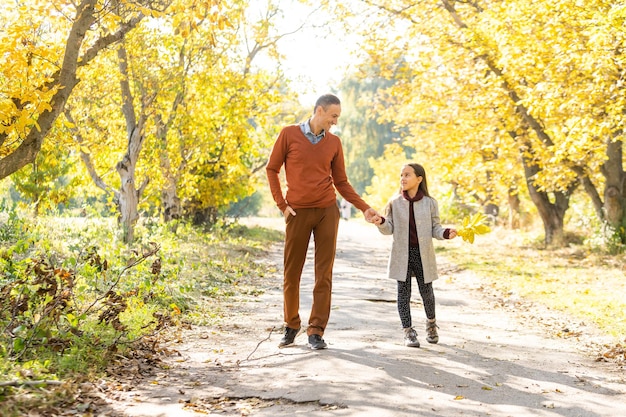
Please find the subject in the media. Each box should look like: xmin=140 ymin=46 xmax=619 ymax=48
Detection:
xmin=278 ymin=327 xmax=299 ymax=348
xmin=308 ymin=334 xmax=328 ymax=350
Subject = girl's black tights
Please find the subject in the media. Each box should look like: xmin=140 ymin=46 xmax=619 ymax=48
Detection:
xmin=397 ymin=246 xmax=436 ymax=328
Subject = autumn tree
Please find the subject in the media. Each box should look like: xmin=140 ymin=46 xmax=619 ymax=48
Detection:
xmin=0 ymin=0 xmax=169 ymax=180
xmin=149 ymin=0 xmax=287 ymax=226
xmin=62 ymin=0 xmax=290 ymax=240
xmin=336 ymin=0 xmax=625 ymax=247
xmin=63 ymin=35 xmax=151 ymax=243
xmin=10 ymin=135 xmax=78 ymax=216
xmin=339 ymin=73 xmax=401 ymax=194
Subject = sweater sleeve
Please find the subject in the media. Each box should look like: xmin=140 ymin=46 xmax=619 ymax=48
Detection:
xmin=331 ymin=137 xmax=371 ymax=212
xmin=265 ymin=129 xmax=288 ymax=212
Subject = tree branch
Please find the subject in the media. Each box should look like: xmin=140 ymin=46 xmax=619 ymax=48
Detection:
xmin=0 ymin=2 xmax=147 ymax=180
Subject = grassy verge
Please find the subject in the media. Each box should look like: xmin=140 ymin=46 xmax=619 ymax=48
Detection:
xmin=438 ymin=226 xmax=626 ymax=344
xmin=0 ymin=212 xmax=284 ymax=416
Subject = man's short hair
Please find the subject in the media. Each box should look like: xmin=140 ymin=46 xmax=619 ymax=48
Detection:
xmin=314 ymin=94 xmax=341 ymax=112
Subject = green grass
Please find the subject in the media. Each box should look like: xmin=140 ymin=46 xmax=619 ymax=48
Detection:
xmin=2 ymin=212 xmax=623 ymax=415
xmin=0 ymin=213 xmax=284 ymax=416
xmin=441 ymin=226 xmax=626 ymax=341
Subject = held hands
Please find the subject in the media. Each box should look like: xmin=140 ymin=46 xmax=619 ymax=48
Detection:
xmin=362 ymin=206 xmax=459 ymax=236
xmin=285 ymin=206 xmax=385 ymax=225
xmin=364 ymin=208 xmax=382 ymax=225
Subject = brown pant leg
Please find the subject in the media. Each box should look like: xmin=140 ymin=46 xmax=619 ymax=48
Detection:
xmin=308 ymin=204 xmax=340 ymax=336
xmin=283 ymin=209 xmax=314 ymax=330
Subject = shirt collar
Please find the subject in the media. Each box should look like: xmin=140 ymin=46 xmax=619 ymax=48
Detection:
xmin=301 ymin=119 xmax=325 ymax=139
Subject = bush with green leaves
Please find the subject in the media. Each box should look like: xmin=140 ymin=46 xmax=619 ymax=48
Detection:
xmin=0 ymin=216 xmax=169 ymax=380
xmin=0 ymin=208 xmax=284 ymax=385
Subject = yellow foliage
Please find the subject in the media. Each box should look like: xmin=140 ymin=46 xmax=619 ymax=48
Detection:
xmin=364 ymin=143 xmax=409 ymax=211
xmin=457 ymin=212 xmax=491 ymax=244
xmin=337 ymin=0 xmax=626 ymax=229
xmin=56 ymin=0 xmax=286 ymax=217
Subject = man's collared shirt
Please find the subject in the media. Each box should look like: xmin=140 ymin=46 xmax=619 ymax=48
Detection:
xmin=300 ymin=119 xmax=325 ymax=144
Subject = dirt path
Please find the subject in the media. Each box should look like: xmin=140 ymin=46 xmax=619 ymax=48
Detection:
xmin=104 ymin=218 xmax=625 ymax=417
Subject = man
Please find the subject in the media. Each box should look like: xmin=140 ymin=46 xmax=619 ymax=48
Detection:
xmin=266 ymin=94 xmax=377 ymax=350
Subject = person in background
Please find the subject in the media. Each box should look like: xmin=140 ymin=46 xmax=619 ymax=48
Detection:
xmin=266 ymin=93 xmax=378 ymax=350
xmin=340 ymin=199 xmax=352 ymax=220
xmin=371 ymin=163 xmax=457 ymax=347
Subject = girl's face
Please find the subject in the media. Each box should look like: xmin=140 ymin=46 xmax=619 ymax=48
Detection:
xmin=400 ymin=165 xmax=422 ymax=194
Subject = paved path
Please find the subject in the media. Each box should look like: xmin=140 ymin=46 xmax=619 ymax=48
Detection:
xmin=111 ymin=218 xmax=626 ymax=417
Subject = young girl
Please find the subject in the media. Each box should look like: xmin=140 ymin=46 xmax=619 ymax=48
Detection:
xmin=373 ymin=163 xmax=457 ymax=347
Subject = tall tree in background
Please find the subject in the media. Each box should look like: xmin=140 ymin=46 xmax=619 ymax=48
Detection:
xmin=10 ymin=136 xmax=78 ymax=216
xmin=62 ymin=0 xmax=289 ymax=238
xmin=338 ymin=0 xmax=625 ymax=246
xmin=167 ymin=0 xmax=286 ymax=225
xmin=64 ymin=34 xmax=156 ymax=243
xmin=339 ymin=73 xmax=400 ymax=194
xmin=0 ymin=0 xmax=169 ymax=180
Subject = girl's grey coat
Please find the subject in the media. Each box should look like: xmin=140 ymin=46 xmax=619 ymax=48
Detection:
xmin=377 ymin=193 xmax=447 ymax=283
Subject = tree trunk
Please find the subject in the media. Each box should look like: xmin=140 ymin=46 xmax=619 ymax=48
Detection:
xmin=507 ymin=191 xmax=521 ymax=229
xmin=117 ymin=154 xmax=139 ymax=244
xmin=521 ymin=156 xmax=571 ymax=247
xmin=155 ymin=111 xmax=184 ymax=224
xmin=192 ymin=206 xmax=218 ymax=227
xmin=161 ymin=186 xmax=181 ymax=222
xmin=601 ymin=138 xmax=625 ymax=242
xmin=116 ymin=45 xmax=149 ymax=244
xmin=0 ymin=1 xmax=144 ymax=180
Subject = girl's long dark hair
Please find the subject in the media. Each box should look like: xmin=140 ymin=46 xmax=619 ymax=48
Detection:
xmin=406 ymin=163 xmax=430 ymax=197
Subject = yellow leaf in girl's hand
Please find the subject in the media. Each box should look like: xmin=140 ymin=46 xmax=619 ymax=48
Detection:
xmin=457 ymin=213 xmax=491 ymax=244
xmin=474 ymin=224 xmax=491 ymax=234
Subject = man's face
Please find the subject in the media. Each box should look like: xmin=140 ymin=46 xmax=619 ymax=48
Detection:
xmin=318 ymin=104 xmax=341 ymax=132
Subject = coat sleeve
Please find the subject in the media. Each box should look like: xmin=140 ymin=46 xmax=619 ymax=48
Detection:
xmin=430 ymin=198 xmax=446 ymax=240
xmin=377 ymin=199 xmax=394 ymax=235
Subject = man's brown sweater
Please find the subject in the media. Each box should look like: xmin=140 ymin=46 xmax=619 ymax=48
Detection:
xmin=266 ymin=124 xmax=370 ymax=213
